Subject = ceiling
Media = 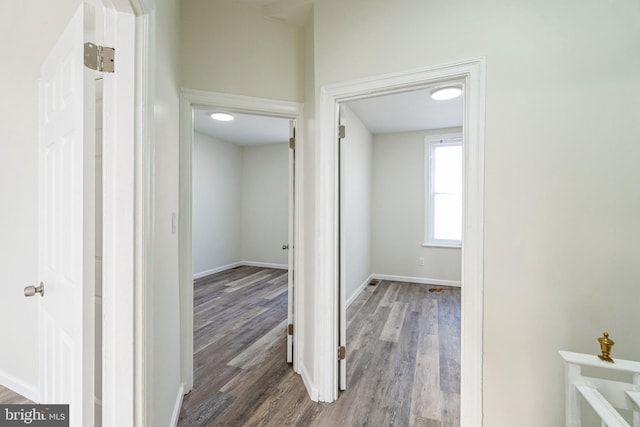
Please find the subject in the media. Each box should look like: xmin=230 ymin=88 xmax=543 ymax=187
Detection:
xmin=193 ymin=87 xmax=463 ymax=145
xmin=193 ymin=109 xmax=291 ymax=146
xmin=345 ymin=87 xmax=463 ymax=135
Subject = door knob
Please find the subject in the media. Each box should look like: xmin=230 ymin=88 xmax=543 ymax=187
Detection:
xmin=24 ymin=282 xmax=45 ymax=297
xmin=282 ymin=244 xmax=289 ymax=250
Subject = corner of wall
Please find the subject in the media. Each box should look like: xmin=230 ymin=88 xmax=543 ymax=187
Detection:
xmin=299 ymin=362 xmax=319 ymax=402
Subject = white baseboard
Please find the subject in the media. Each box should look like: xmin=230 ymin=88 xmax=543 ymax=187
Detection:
xmin=170 ymin=383 xmax=185 ymax=427
xmin=241 ymin=261 xmax=287 ymax=270
xmin=346 ymin=274 xmax=374 ymax=307
xmin=300 ymin=363 xmax=319 ymax=402
xmin=193 ymin=262 xmax=243 ymax=280
xmin=0 ymin=370 xmax=39 ymax=403
xmin=193 ymin=261 xmax=287 ymax=279
xmin=372 ymin=274 xmax=461 ymax=288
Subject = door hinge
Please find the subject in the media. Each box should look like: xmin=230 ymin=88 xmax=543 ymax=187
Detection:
xmin=338 ymin=346 xmax=346 ymax=360
xmin=338 ymin=125 xmax=346 ymax=139
xmin=84 ymin=42 xmax=115 ymax=73
xmin=289 ymin=137 xmax=295 ymax=150
xmin=288 ymin=324 xmax=294 ymax=336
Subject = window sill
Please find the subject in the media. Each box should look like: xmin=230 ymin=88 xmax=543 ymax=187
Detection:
xmin=422 ymin=243 xmax=462 ymax=249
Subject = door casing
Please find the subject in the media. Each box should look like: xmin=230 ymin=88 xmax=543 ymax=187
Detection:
xmin=36 ymin=0 xmax=145 ymax=425
xmin=178 ymin=89 xmax=305 ymax=393
xmin=316 ymin=58 xmax=486 ymax=426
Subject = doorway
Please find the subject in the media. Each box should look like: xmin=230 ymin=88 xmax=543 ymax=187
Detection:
xmin=18 ymin=1 xmax=140 ymax=425
xmin=316 ymin=59 xmax=485 ymax=424
xmin=178 ymin=90 xmax=304 ymax=395
xmin=335 ymin=85 xmax=463 ymax=422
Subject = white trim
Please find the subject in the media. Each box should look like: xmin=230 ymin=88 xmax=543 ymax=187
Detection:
xmin=131 ymin=4 xmax=153 ymax=427
xmin=316 ymin=58 xmax=485 ymax=426
xmin=422 ymin=243 xmax=462 ymax=249
xmin=192 ymin=262 xmax=243 ymax=279
xmin=169 ymin=383 xmax=185 ymax=427
xmin=0 ymin=370 xmax=39 ymax=403
xmin=300 ymin=364 xmax=319 ymax=402
xmin=192 ymin=261 xmax=288 ymax=279
xmin=346 ymin=274 xmax=374 ymax=307
xmin=101 ymin=4 xmax=137 ymax=426
xmin=179 ymin=89 xmax=305 ymax=396
xmin=241 ymin=261 xmax=288 ymax=270
xmin=181 ymin=89 xmax=302 ymax=117
xmin=372 ymin=274 xmax=461 ymax=288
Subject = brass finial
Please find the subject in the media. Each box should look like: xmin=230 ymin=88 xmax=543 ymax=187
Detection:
xmin=597 ymin=332 xmax=615 ymax=363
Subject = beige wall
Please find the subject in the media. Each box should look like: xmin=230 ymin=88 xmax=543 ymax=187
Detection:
xmin=314 ymin=0 xmax=640 ymax=425
xmin=180 ymin=0 xmax=305 ymax=102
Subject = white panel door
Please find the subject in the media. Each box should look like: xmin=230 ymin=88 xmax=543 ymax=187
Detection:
xmin=39 ymin=4 xmax=95 ymax=427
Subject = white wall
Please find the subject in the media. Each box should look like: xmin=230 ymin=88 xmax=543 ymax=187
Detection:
xmin=0 ymin=0 xmax=84 ymax=400
xmin=314 ymin=0 xmax=640 ymax=424
xmin=192 ymin=132 xmax=242 ymax=274
xmin=341 ymin=106 xmax=373 ymax=302
xmin=180 ymin=0 xmax=304 ymax=102
xmin=241 ymin=142 xmax=289 ymax=267
xmin=149 ymin=0 xmax=182 ymax=425
xmin=371 ymin=129 xmax=462 ymax=284
xmin=301 ymin=11 xmax=316 ymax=393
xmin=192 ymin=134 xmax=289 ymax=276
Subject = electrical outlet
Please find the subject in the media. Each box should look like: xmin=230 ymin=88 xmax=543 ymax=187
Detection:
xmin=418 ymin=257 xmax=425 ymax=266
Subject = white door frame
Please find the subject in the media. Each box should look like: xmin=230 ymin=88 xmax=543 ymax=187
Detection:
xmin=92 ymin=0 xmax=153 ymax=426
xmin=53 ymin=0 xmax=153 ymax=425
xmin=178 ymin=89 xmax=305 ymax=392
xmin=316 ymin=58 xmax=486 ymax=425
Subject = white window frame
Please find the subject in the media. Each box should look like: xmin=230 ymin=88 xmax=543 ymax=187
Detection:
xmin=424 ymin=133 xmax=463 ymax=248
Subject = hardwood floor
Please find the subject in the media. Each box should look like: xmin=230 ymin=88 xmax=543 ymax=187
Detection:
xmin=0 ymin=385 xmax=33 ymax=404
xmin=178 ymin=266 xmax=460 ymax=426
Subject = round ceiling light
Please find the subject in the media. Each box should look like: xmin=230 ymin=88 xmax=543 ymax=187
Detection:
xmin=210 ymin=112 xmax=234 ymax=121
xmin=430 ymin=86 xmax=462 ymax=101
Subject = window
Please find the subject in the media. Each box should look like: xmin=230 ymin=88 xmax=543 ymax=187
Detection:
xmin=425 ymin=134 xmax=462 ymax=247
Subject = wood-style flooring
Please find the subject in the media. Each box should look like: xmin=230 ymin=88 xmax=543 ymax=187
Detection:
xmin=178 ymin=266 xmax=460 ymax=426
xmin=0 ymin=385 xmax=32 ymax=404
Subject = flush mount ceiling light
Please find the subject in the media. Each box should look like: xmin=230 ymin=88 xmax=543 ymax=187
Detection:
xmin=430 ymin=86 xmax=462 ymax=101
xmin=210 ymin=112 xmax=234 ymax=121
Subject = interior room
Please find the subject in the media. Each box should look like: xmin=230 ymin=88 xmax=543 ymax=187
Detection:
xmin=180 ymin=109 xmax=293 ymax=424
xmin=337 ymin=86 xmax=463 ymax=424
xmin=1 ymin=1 xmax=638 ymax=426
xmin=190 ymin=109 xmax=291 ymax=277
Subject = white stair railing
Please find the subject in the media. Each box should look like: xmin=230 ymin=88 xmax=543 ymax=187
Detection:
xmin=560 ymin=350 xmax=640 ymax=427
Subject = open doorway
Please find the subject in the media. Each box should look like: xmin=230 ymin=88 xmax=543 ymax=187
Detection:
xmin=177 ymin=91 xmax=304 ymax=424
xmin=316 ymin=60 xmax=485 ymax=424
xmin=334 ymin=85 xmax=463 ymax=424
